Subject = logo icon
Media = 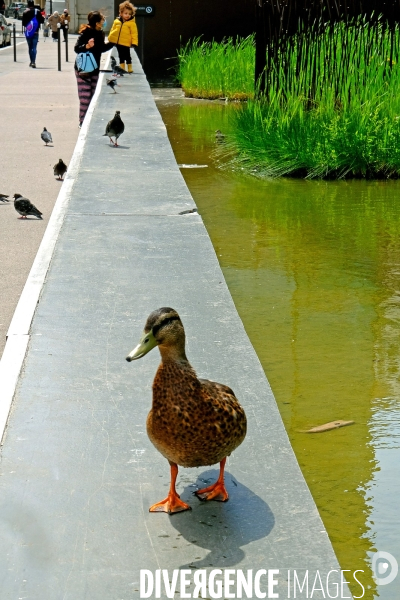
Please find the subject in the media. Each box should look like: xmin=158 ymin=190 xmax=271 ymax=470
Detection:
xmin=372 ymin=551 xmax=398 ymax=586
xmin=145 ymin=6 xmax=153 ymax=13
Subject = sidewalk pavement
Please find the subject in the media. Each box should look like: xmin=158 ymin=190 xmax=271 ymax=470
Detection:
xmin=0 ymin=50 xmax=351 ymax=598
xmin=0 ymin=29 xmax=79 ymax=358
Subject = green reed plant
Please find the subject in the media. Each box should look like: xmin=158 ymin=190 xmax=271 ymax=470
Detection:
xmin=176 ymin=36 xmax=255 ymax=100
xmin=219 ymin=16 xmax=400 ymax=178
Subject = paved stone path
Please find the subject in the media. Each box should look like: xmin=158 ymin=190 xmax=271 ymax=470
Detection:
xmin=0 ymin=27 xmax=78 ymax=357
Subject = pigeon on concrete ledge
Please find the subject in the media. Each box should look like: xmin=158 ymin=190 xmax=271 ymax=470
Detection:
xmin=106 ymin=78 xmax=119 ymax=93
xmin=111 ymin=56 xmax=125 ymax=76
xmin=103 ymin=111 xmax=125 ymax=147
xmin=0 ymin=193 xmax=9 ymax=202
xmin=13 ymin=194 xmax=43 ymax=219
xmin=113 ymin=65 xmax=126 ymax=76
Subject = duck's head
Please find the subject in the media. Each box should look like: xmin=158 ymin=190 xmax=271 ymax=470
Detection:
xmin=126 ymin=307 xmax=186 ymax=361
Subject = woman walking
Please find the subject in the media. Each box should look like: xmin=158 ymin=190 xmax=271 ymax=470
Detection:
xmin=74 ymin=11 xmax=114 ymax=127
xmin=47 ymin=11 xmax=60 ymax=41
xmin=60 ymin=8 xmax=70 ymax=41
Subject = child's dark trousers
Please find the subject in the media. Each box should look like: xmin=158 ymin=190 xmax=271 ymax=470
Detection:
xmin=116 ymin=44 xmax=131 ymax=64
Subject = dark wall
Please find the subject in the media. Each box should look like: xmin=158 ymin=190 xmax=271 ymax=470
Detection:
xmin=122 ymin=0 xmax=256 ymax=79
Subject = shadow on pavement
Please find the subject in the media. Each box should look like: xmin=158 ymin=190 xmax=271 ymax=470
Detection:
xmin=169 ymin=469 xmax=275 ymax=568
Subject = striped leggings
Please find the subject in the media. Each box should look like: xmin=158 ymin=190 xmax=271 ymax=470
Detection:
xmin=75 ymin=70 xmax=99 ymax=124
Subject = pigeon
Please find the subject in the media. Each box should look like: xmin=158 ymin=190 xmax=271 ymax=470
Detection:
xmin=215 ymin=129 xmax=226 ymax=143
xmin=103 ymin=111 xmax=125 ymax=147
xmin=13 ymin=194 xmax=43 ymax=219
xmin=110 ymin=57 xmax=125 ymax=76
xmin=41 ymin=127 xmax=53 ymax=146
xmin=0 ymin=193 xmax=9 ymax=202
xmin=113 ymin=65 xmax=126 ymax=76
xmin=106 ymin=78 xmax=119 ymax=93
xmin=53 ymin=158 xmax=68 ymax=180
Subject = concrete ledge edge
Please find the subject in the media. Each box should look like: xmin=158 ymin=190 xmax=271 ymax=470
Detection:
xmin=0 ymin=334 xmax=29 ymax=444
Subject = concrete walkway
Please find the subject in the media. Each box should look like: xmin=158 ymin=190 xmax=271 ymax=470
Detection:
xmin=0 ymin=51 xmax=352 ymax=599
xmin=0 ymin=26 xmax=79 ymax=358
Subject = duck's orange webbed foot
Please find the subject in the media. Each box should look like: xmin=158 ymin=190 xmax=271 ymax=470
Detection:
xmin=195 ymin=457 xmax=229 ymax=502
xmin=195 ymin=480 xmax=229 ymax=502
xmin=149 ymin=492 xmax=191 ymax=514
xmin=149 ymin=462 xmax=191 ymax=514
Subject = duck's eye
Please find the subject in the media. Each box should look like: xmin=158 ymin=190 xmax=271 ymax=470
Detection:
xmin=144 ymin=338 xmax=149 ymax=343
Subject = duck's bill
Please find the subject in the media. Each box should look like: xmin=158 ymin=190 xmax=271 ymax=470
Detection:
xmin=126 ymin=330 xmax=157 ymax=361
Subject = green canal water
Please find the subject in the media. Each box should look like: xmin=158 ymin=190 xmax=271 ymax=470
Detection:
xmin=153 ymin=90 xmax=400 ymax=599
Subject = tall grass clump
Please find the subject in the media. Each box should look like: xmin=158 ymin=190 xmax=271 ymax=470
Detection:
xmin=176 ymin=36 xmax=255 ymax=100
xmin=220 ymin=16 xmax=400 ymax=179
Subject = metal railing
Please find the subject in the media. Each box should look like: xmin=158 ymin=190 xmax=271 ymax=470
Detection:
xmin=13 ymin=22 xmax=16 ymax=61
xmin=57 ymin=22 xmax=61 ymax=70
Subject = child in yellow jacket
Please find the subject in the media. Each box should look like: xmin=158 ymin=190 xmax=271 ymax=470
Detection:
xmin=108 ymin=1 xmax=138 ymax=73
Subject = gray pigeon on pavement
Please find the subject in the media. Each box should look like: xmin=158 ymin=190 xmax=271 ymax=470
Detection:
xmin=0 ymin=193 xmax=9 ymax=202
xmin=13 ymin=194 xmax=43 ymax=219
xmin=110 ymin=57 xmax=125 ymax=76
xmin=106 ymin=77 xmax=119 ymax=93
xmin=41 ymin=127 xmax=53 ymax=146
xmin=53 ymin=158 xmax=68 ymax=180
xmin=113 ymin=65 xmax=126 ymax=76
xmin=103 ymin=111 xmax=125 ymax=147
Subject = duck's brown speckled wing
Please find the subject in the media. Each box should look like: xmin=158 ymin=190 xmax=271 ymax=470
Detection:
xmin=198 ymin=377 xmax=247 ymax=457
xmin=198 ymin=379 xmax=235 ymax=398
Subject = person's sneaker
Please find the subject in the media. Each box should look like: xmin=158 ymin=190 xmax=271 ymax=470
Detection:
xmin=31 ymin=63 xmax=36 ymax=68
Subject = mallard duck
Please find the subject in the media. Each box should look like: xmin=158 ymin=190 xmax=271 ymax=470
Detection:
xmin=126 ymin=307 xmax=247 ymax=514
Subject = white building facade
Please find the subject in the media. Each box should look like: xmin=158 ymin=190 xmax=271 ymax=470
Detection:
xmin=45 ymin=0 xmax=114 ymax=33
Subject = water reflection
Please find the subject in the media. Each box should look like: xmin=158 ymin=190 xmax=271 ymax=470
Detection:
xmin=155 ymin=90 xmax=400 ymax=598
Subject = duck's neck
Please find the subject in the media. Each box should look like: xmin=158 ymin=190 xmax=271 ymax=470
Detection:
xmin=158 ymin=344 xmax=188 ymax=364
